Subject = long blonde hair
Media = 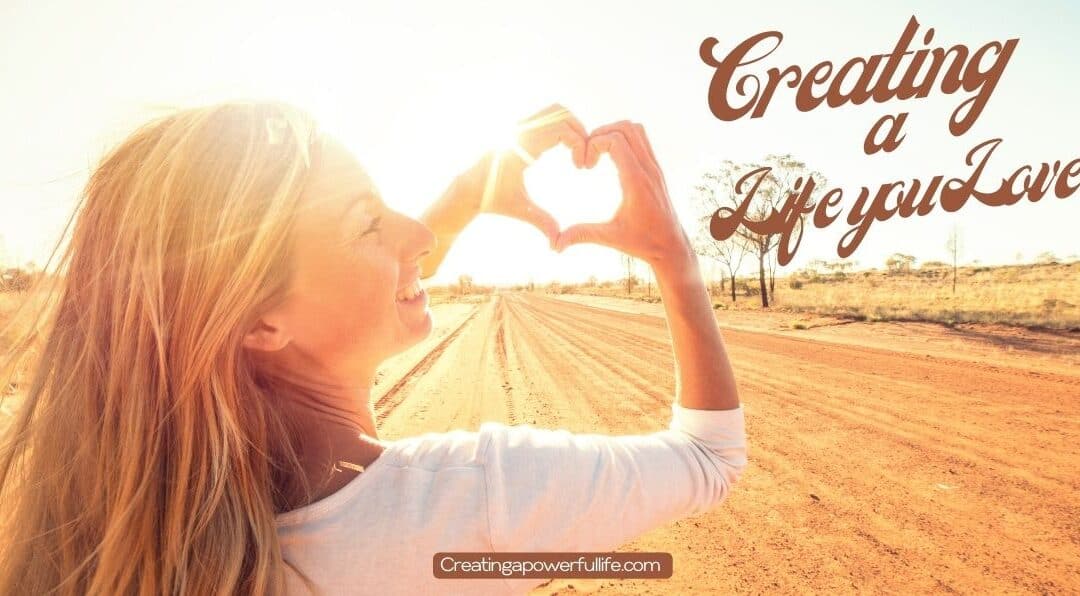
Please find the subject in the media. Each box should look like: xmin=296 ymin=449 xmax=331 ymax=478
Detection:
xmin=0 ymin=101 xmax=325 ymax=594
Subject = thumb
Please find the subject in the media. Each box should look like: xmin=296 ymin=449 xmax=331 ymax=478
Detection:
xmin=516 ymin=195 xmax=560 ymax=249
xmin=555 ymin=222 xmax=614 ymax=253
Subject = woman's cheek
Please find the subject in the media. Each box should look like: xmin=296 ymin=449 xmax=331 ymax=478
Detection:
xmin=346 ymin=249 xmax=398 ymax=338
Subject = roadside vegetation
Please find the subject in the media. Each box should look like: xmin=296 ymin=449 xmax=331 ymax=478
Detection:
xmin=536 ymin=258 xmax=1079 ymax=332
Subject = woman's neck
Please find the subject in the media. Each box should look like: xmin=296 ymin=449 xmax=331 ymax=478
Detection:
xmin=257 ymin=363 xmax=384 ymax=512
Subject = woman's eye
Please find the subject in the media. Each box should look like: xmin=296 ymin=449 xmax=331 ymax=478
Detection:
xmin=355 ymin=215 xmax=382 ymax=241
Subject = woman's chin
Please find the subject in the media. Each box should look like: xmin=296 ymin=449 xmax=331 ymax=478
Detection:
xmin=412 ymin=310 xmax=434 ymax=341
xmin=395 ymin=302 xmax=433 ymax=349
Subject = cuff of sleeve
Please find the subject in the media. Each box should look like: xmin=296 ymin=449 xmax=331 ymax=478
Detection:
xmin=669 ymin=402 xmax=746 ymax=448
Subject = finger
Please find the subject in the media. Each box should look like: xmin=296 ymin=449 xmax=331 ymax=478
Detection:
xmin=516 ymin=195 xmax=561 ymax=249
xmin=630 ymin=122 xmax=668 ymax=193
xmin=555 ymin=222 xmax=615 ymax=252
xmin=583 ymin=129 xmax=646 ymax=195
xmin=586 ymin=121 xmax=633 ymax=165
xmin=560 ymin=114 xmax=589 ymax=168
xmin=598 ymin=121 xmax=671 ymax=204
xmin=518 ymin=103 xmax=569 ymax=125
xmin=518 ymin=104 xmax=586 ymax=139
xmin=518 ymin=105 xmax=588 ymax=167
xmin=588 ymin=121 xmax=659 ymax=181
xmin=521 ymin=120 xmax=587 ymax=165
xmin=568 ymin=125 xmax=587 ymax=168
xmin=631 ymin=123 xmax=659 ymax=170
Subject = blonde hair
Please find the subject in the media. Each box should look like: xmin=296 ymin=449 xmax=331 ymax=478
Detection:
xmin=0 ymin=101 xmax=325 ymax=594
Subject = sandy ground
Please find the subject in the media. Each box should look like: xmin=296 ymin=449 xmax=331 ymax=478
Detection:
xmin=371 ymin=292 xmax=1079 ymax=594
xmin=1 ymin=293 xmax=1074 ymax=593
xmin=554 ymin=294 xmax=1080 ymax=376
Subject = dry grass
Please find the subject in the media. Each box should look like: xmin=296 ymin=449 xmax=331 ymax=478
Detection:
xmin=0 ymin=285 xmax=57 ymax=430
xmin=555 ymin=261 xmax=1080 ymax=331
xmin=774 ymin=262 xmax=1079 ymax=330
xmin=425 ymin=286 xmax=493 ymax=306
xmin=0 ymin=290 xmax=46 ymax=352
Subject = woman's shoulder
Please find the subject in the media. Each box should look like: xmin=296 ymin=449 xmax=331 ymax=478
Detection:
xmin=382 ymin=421 xmax=586 ymax=471
xmin=383 ymin=422 xmax=515 ymax=471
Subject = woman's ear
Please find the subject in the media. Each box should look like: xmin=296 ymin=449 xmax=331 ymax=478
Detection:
xmin=242 ymin=318 xmax=292 ymax=352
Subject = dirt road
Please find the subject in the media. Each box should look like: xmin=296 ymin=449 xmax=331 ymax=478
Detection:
xmin=372 ymin=292 xmax=1080 ymax=594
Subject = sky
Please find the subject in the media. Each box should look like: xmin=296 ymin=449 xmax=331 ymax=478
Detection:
xmin=0 ymin=0 xmax=1077 ymax=286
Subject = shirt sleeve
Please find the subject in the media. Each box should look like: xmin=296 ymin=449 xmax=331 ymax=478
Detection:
xmin=481 ymin=403 xmax=747 ymax=553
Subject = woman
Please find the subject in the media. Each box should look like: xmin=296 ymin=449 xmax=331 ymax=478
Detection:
xmin=0 ymin=101 xmax=745 ymax=594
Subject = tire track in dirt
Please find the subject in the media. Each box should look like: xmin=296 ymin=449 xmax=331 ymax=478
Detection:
xmin=527 ymin=295 xmax=1075 ymax=591
xmin=372 ymin=305 xmax=481 ymax=424
xmin=511 ymin=298 xmax=1071 ymax=591
xmin=375 ymin=292 xmax=1079 ymax=593
xmin=738 ymin=364 xmax=1078 ymax=492
xmin=493 ymin=298 xmax=520 ymax=425
xmin=525 ymin=295 xmax=1080 ymax=590
xmin=540 ymin=294 xmax=1080 ymax=407
xmin=731 ymin=387 xmax=1078 ymax=590
xmin=501 ymin=295 xmax=653 ymax=430
xmin=377 ymin=296 xmax=527 ymax=439
xmin=507 ymin=295 xmax=673 ymax=413
xmin=498 ymin=295 xmax=612 ymax=430
xmin=537 ymin=296 xmax=1080 ymax=485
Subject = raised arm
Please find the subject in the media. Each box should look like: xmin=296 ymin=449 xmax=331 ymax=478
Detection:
xmin=476 ymin=119 xmax=744 ymax=559
xmin=417 ymin=164 xmax=484 ymax=280
xmin=418 ymin=105 xmax=588 ymax=280
xmin=555 ymin=121 xmax=739 ymax=411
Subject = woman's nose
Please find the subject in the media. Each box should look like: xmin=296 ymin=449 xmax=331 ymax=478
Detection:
xmin=394 ymin=211 xmax=436 ymax=263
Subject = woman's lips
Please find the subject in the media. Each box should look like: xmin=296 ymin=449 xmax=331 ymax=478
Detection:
xmin=395 ymin=278 xmax=424 ymax=302
xmin=396 ymin=287 xmax=427 ymax=308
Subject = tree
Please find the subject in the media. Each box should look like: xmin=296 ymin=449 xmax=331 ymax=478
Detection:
xmin=692 ymin=227 xmax=746 ymax=303
xmin=800 ymin=259 xmax=830 ymax=281
xmin=693 ymin=155 xmax=826 ymax=308
xmin=0 ymin=267 xmax=32 ymax=292
xmin=823 ymin=259 xmax=856 ymax=278
xmin=766 ymin=250 xmax=777 ymax=297
xmin=457 ymin=274 xmax=473 ymax=296
xmin=703 ymin=260 xmax=724 ymax=296
xmin=1035 ymin=251 xmax=1058 ymax=265
xmin=885 ymin=253 xmax=917 ymax=274
xmin=945 ymin=226 xmax=962 ymax=294
xmin=621 ymin=254 xmax=637 ymax=295
xmin=806 ymin=259 xmax=829 ymax=274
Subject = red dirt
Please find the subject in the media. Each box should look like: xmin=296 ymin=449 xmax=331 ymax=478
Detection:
xmin=373 ymin=292 xmax=1079 ymax=594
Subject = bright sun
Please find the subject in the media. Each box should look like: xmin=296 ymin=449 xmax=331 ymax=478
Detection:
xmin=233 ymin=34 xmax=623 ymax=285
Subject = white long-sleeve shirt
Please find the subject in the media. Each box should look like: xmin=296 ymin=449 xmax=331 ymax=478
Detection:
xmin=275 ymin=403 xmax=747 ymax=595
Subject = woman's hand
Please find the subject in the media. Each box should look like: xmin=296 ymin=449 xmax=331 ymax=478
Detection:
xmin=432 ymin=104 xmax=587 ymax=244
xmin=555 ymin=121 xmax=739 ymax=415
xmin=553 ymin=121 xmax=693 ymax=273
xmin=418 ymin=105 xmax=587 ymax=277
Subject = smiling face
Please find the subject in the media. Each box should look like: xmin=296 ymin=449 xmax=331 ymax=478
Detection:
xmin=244 ymin=137 xmax=436 ymax=385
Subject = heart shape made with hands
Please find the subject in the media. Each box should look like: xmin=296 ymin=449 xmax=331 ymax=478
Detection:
xmin=520 ymin=143 xmax=623 ymax=249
